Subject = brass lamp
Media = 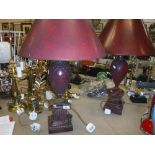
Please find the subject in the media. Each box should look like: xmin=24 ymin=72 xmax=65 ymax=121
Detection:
xmin=99 ymin=19 xmax=155 ymax=115
xmin=19 ymin=19 xmax=105 ymax=133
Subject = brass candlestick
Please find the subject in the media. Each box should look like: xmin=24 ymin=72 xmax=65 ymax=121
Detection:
xmin=147 ymin=63 xmax=153 ymax=82
xmin=21 ymin=60 xmax=48 ymax=114
xmin=124 ymin=56 xmax=136 ymax=87
xmin=8 ymin=59 xmax=26 ymax=112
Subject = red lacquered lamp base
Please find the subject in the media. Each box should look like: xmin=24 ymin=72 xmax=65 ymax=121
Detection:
xmin=104 ymin=87 xmax=124 ymax=115
xmin=48 ymin=61 xmax=73 ymax=133
xmin=103 ymin=56 xmax=128 ymax=115
xmin=48 ymin=108 xmax=73 ymax=134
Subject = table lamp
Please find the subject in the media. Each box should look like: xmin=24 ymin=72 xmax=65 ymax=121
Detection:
xmin=19 ymin=19 xmax=105 ymax=133
xmin=99 ymin=19 xmax=155 ymax=115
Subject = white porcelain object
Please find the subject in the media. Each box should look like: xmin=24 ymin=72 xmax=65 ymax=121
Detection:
xmin=45 ymin=91 xmax=53 ymax=100
xmin=29 ymin=111 xmax=38 ymax=121
xmin=16 ymin=108 xmax=24 ymax=116
xmin=0 ymin=42 xmax=11 ymax=63
xmin=30 ymin=123 xmax=41 ymax=132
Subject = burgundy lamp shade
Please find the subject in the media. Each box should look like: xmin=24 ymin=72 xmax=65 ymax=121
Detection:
xmin=99 ymin=19 xmax=155 ymax=56
xmin=19 ymin=19 xmax=105 ymax=60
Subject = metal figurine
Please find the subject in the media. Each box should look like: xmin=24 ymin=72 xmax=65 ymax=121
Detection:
xmin=8 ymin=59 xmax=25 ymax=112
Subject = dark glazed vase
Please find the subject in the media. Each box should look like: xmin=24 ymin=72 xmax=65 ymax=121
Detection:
xmin=48 ymin=61 xmax=71 ymax=96
xmin=110 ymin=56 xmax=128 ymax=87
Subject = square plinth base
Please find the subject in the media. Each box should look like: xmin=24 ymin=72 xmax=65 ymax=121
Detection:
xmin=104 ymin=100 xmax=124 ymax=115
xmin=48 ymin=115 xmax=73 ymax=134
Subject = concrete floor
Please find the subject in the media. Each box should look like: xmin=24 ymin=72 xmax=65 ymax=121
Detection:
xmin=0 ymin=90 xmax=147 ymax=135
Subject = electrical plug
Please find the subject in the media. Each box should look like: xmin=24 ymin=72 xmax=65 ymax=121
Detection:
xmin=86 ymin=123 xmax=96 ymax=133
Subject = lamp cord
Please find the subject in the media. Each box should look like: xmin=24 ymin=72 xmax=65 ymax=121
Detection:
xmin=100 ymin=100 xmax=104 ymax=110
xmin=71 ymin=106 xmax=87 ymax=126
xmin=18 ymin=114 xmax=29 ymax=128
xmin=17 ymin=101 xmax=117 ymax=134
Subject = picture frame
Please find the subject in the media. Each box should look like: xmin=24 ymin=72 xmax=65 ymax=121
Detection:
xmin=21 ymin=23 xmax=32 ymax=35
xmin=2 ymin=22 xmax=14 ymax=31
xmin=95 ymin=23 xmax=103 ymax=33
xmin=14 ymin=23 xmax=21 ymax=31
xmin=1 ymin=23 xmax=14 ymax=43
xmin=149 ymin=23 xmax=155 ymax=43
xmin=95 ymin=23 xmax=104 ymax=36
xmin=92 ymin=19 xmax=101 ymax=29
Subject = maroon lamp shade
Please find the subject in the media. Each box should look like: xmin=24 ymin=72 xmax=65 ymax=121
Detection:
xmin=99 ymin=19 xmax=155 ymax=56
xmin=19 ymin=19 xmax=105 ymax=60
